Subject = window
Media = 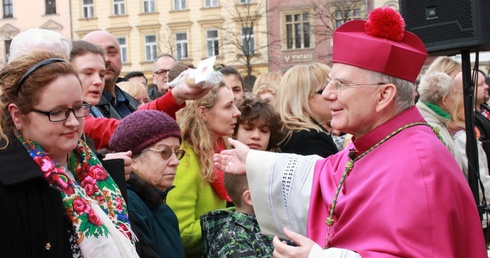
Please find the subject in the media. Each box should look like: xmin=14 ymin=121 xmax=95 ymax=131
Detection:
xmin=144 ymin=35 xmax=157 ymax=61
xmin=142 ymin=0 xmax=155 ymax=13
xmin=206 ymin=30 xmax=219 ymax=57
xmin=285 ymin=13 xmax=311 ymax=50
xmin=239 ymin=0 xmax=252 ymax=4
xmin=3 ymin=0 xmax=12 ymax=18
xmin=113 ymin=0 xmax=125 ymax=16
xmin=117 ymin=37 xmax=128 ymax=64
xmin=45 ymin=0 xmax=56 ymax=14
xmin=174 ymin=0 xmax=186 ymax=10
xmin=335 ymin=8 xmax=361 ymax=28
xmin=82 ymin=0 xmax=94 ymax=18
xmin=175 ymin=32 xmax=188 ymax=60
xmin=204 ymin=0 xmax=217 ymax=8
xmin=4 ymin=39 xmax=10 ymax=62
xmin=241 ymin=27 xmax=254 ymax=54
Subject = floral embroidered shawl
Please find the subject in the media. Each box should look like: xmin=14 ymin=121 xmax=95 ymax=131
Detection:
xmin=16 ymin=131 xmax=138 ymax=257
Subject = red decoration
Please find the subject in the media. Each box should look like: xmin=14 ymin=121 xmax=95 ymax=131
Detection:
xmin=364 ymin=7 xmax=405 ymax=42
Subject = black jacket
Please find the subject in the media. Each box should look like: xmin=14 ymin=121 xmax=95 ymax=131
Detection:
xmin=0 ymin=136 xmax=72 ymax=258
xmin=280 ymin=123 xmax=339 ymax=158
xmin=92 ymin=85 xmax=140 ymax=119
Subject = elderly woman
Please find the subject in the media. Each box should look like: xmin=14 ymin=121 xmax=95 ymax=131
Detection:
xmin=109 ymin=110 xmax=185 ymax=258
xmin=0 ymin=51 xmax=136 ymax=257
xmin=416 ymin=72 xmax=462 ymax=169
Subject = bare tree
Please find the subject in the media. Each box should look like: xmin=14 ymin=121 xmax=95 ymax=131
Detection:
xmin=158 ymin=26 xmax=176 ymax=57
xmin=221 ymin=0 xmax=279 ymax=88
xmin=310 ymin=0 xmax=367 ymax=44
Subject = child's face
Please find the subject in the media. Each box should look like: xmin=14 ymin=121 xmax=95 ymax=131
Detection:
xmin=236 ymin=120 xmax=271 ymax=151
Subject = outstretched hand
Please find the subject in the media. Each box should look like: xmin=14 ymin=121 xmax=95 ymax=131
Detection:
xmin=171 ymin=70 xmax=213 ymax=105
xmin=213 ymin=138 xmax=250 ymax=175
xmin=273 ymin=228 xmax=315 ymax=258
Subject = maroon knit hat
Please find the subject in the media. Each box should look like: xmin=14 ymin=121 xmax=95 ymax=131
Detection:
xmin=332 ymin=7 xmax=427 ymax=82
xmin=109 ymin=110 xmax=182 ymax=155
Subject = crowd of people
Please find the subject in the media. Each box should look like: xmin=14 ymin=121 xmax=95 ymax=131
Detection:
xmin=0 ymin=6 xmax=489 ymax=258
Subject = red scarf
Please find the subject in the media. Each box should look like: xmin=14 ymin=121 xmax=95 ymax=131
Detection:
xmin=211 ymin=139 xmax=231 ymax=202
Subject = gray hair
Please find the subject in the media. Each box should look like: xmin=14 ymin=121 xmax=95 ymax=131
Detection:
xmin=418 ymin=72 xmax=453 ymax=104
xmin=364 ymin=69 xmax=415 ymax=113
xmin=8 ymin=28 xmax=72 ymax=64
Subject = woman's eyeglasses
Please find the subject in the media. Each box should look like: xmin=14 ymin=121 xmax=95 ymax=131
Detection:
xmin=29 ymin=103 xmax=91 ymax=122
xmin=144 ymin=148 xmax=185 ymax=160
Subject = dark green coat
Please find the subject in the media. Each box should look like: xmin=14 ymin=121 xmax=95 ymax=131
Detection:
xmin=127 ymin=176 xmax=185 ymax=258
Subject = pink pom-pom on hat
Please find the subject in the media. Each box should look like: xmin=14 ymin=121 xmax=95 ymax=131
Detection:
xmin=332 ymin=7 xmax=427 ymax=82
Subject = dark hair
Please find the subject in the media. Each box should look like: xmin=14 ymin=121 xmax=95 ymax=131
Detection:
xmin=168 ymin=62 xmax=195 ymax=82
xmin=219 ymin=66 xmax=244 ymax=86
xmin=124 ymin=71 xmax=147 ymax=83
xmin=69 ymin=40 xmax=104 ymax=61
xmin=0 ymin=51 xmax=78 ymax=139
xmin=233 ymin=97 xmax=283 ymax=150
xmin=224 ymin=173 xmax=248 ymax=207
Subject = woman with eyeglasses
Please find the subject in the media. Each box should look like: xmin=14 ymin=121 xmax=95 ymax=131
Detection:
xmin=0 ymin=51 xmax=137 ymax=257
xmin=109 ymin=110 xmax=185 ymax=258
xmin=275 ymin=63 xmax=340 ymax=156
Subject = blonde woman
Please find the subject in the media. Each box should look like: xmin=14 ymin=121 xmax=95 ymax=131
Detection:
xmin=448 ymin=89 xmax=490 ymax=229
xmin=425 ymin=56 xmax=461 ymax=79
xmin=252 ymin=71 xmax=282 ymax=94
xmin=275 ymin=63 xmax=338 ymax=157
xmin=167 ymin=83 xmax=241 ymax=258
xmin=255 ymin=81 xmax=279 ymax=106
xmin=118 ymin=81 xmax=150 ymax=107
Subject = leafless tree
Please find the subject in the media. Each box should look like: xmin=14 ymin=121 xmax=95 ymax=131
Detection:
xmin=158 ymin=26 xmax=176 ymax=57
xmin=310 ymin=0 xmax=367 ymax=44
xmin=221 ymin=0 xmax=280 ymax=89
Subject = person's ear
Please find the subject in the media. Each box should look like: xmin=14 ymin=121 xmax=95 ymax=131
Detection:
xmin=376 ymin=83 xmax=397 ymax=112
xmin=198 ymin=106 xmax=208 ymax=121
xmin=8 ymin=103 xmax=23 ymax=130
xmin=441 ymin=95 xmax=448 ymax=106
xmin=243 ymin=189 xmax=252 ymax=206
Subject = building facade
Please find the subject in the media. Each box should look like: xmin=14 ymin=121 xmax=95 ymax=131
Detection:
xmin=71 ymin=0 xmax=270 ymax=83
xmin=267 ymin=0 xmax=376 ymax=73
xmin=0 ymin=0 xmax=71 ymax=65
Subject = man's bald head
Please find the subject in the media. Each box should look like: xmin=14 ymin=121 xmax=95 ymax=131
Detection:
xmin=82 ymin=31 xmax=122 ymax=92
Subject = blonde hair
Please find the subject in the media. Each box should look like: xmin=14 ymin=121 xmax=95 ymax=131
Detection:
xmin=252 ymin=72 xmax=282 ymax=94
xmin=448 ymin=90 xmax=465 ymax=130
xmin=275 ymin=63 xmax=330 ymax=139
xmin=118 ymin=81 xmax=149 ymax=102
xmin=425 ymin=56 xmax=461 ymax=78
xmin=177 ymin=83 xmax=229 ymax=182
xmin=255 ymin=81 xmax=278 ymax=98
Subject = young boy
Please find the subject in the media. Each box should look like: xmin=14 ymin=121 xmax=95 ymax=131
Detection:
xmin=200 ymin=97 xmax=283 ymax=257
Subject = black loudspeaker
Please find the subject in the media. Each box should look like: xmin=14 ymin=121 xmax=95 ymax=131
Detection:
xmin=399 ymin=0 xmax=490 ymax=56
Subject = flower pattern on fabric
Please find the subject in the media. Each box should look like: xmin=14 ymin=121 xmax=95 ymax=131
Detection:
xmin=16 ymin=131 xmax=134 ymax=247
